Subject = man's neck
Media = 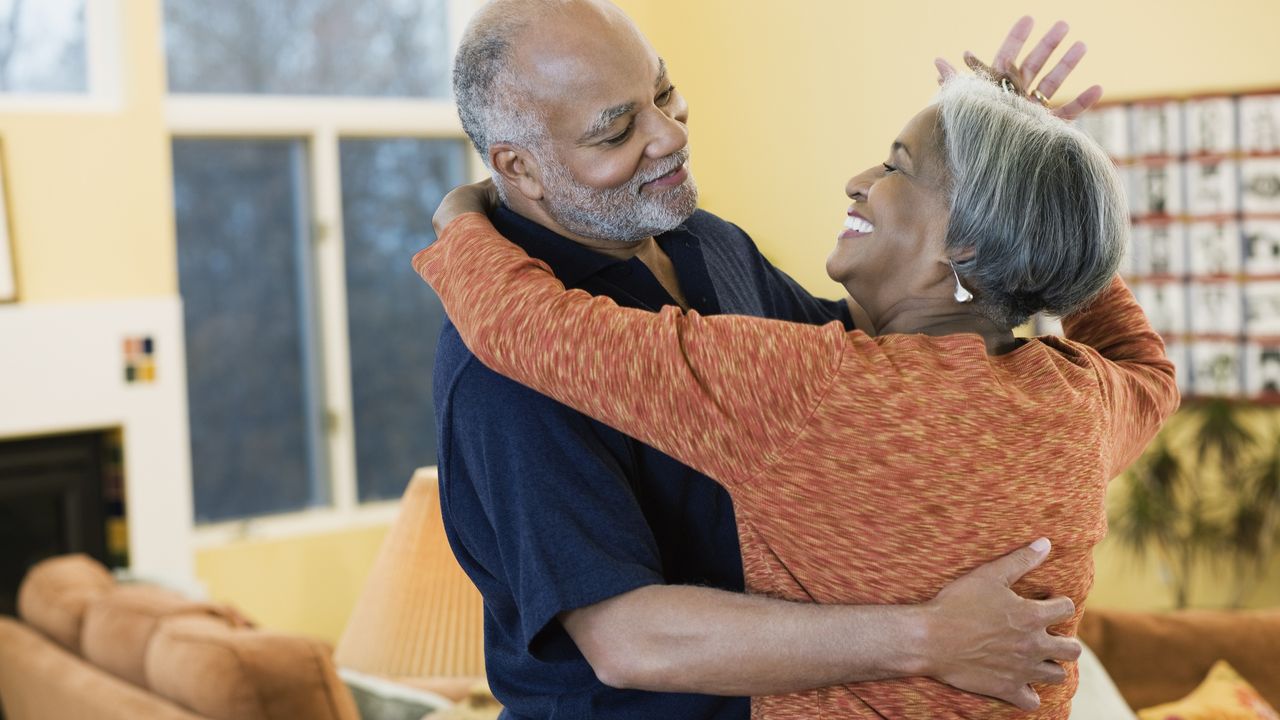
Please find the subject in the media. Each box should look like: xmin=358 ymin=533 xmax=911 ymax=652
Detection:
xmin=504 ymin=198 xmax=649 ymax=259
xmin=501 ymin=200 xmax=689 ymax=308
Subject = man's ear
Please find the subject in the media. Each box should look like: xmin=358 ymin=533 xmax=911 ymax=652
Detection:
xmin=490 ymin=143 xmax=544 ymax=202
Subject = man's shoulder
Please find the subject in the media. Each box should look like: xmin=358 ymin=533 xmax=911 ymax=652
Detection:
xmin=435 ymin=322 xmax=608 ymax=429
xmin=682 ymin=208 xmax=751 ymax=242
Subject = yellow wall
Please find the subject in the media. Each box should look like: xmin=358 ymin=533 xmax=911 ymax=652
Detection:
xmin=0 ymin=0 xmax=175 ymax=302
xmin=641 ymin=0 xmax=1280 ymax=293
xmin=194 ymin=525 xmax=390 ymax=644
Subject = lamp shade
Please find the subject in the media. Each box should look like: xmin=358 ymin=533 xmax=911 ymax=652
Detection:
xmin=335 ymin=468 xmax=485 ymax=680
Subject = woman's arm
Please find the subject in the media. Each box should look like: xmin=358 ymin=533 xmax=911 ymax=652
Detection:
xmin=1060 ymin=276 xmax=1180 ymax=474
xmin=414 ymin=212 xmax=849 ymax=489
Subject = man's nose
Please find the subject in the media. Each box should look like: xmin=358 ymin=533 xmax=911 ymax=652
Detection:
xmin=646 ymin=109 xmax=689 ymax=159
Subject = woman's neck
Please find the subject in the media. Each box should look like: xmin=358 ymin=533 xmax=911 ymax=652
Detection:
xmin=867 ymin=300 xmax=1021 ymax=356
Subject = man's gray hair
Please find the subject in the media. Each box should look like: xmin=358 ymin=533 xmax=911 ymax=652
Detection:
xmin=453 ymin=2 xmax=557 ymax=175
xmin=937 ymin=75 xmax=1127 ymax=329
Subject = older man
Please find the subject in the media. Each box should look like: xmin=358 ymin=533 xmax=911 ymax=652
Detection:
xmin=433 ymin=2 xmax=1096 ymax=718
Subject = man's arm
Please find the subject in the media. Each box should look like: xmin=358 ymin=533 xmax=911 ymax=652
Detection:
xmin=563 ymin=539 xmax=1077 ymax=711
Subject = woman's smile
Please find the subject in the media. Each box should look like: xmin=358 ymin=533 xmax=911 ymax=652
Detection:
xmin=839 ymin=209 xmax=876 ymax=240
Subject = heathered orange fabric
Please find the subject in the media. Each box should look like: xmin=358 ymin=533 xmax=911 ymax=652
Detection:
xmin=414 ymin=212 xmax=1180 ymax=720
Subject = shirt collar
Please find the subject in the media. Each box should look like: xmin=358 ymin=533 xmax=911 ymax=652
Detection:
xmin=490 ymin=205 xmax=698 ymax=288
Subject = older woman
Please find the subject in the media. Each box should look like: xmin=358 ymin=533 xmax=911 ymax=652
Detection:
xmin=414 ymin=76 xmax=1179 ymax=719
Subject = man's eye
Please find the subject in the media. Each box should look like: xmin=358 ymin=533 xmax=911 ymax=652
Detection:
xmin=657 ymin=85 xmax=676 ymax=105
xmin=605 ymin=125 xmax=633 ymax=146
xmin=882 ymin=163 xmax=897 ymax=173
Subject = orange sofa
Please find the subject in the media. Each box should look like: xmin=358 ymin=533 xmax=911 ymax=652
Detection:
xmin=1078 ymin=606 xmax=1280 ymax=711
xmin=0 ymin=554 xmax=360 ymax=720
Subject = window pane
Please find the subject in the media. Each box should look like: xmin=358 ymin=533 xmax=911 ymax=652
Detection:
xmin=163 ymin=0 xmax=450 ymax=97
xmin=174 ymin=139 xmax=328 ymax=522
xmin=0 ymin=0 xmax=86 ymax=93
xmin=340 ymin=138 xmax=465 ymax=501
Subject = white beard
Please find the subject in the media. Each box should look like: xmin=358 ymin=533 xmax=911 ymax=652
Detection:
xmin=538 ymin=148 xmax=699 ymax=244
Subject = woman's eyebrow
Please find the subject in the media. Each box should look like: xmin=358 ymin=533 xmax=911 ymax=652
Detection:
xmin=891 ymin=141 xmax=912 ymax=158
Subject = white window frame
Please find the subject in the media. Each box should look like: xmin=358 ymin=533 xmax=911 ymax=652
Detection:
xmin=178 ymin=0 xmax=488 ymax=548
xmin=0 ymin=0 xmax=123 ymax=113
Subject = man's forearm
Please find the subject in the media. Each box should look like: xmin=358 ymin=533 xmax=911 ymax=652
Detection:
xmin=563 ymin=583 xmax=930 ymax=696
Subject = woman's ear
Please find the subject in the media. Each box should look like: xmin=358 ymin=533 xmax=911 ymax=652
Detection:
xmin=490 ymin=144 xmax=545 ymax=202
xmin=948 ymin=246 xmax=977 ymax=264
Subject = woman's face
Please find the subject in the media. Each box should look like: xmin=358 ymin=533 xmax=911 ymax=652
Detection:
xmin=826 ymin=105 xmax=955 ymax=320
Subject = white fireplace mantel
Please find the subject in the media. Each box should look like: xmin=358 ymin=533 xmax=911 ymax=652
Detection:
xmin=0 ymin=295 xmax=195 ymax=586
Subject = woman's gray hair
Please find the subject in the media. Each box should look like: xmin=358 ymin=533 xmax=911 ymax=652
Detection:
xmin=936 ymin=75 xmax=1127 ymax=329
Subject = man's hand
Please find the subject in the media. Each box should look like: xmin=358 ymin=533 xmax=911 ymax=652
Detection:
xmin=934 ymin=16 xmax=1104 ymax=120
xmin=432 ymin=178 xmax=501 ymax=236
xmin=919 ymin=538 xmax=1082 ymax=711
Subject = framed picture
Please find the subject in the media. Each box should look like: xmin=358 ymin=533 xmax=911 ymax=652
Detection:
xmin=1244 ymin=221 xmax=1280 ymax=275
xmin=0 ymin=139 xmax=14 ymax=303
xmin=1185 ymin=97 xmax=1236 ymax=156
xmin=1246 ymin=342 xmax=1280 ymax=396
xmin=1191 ymin=341 xmax=1243 ymax=396
xmin=1240 ymin=94 xmax=1280 ymax=154
xmin=1187 ymin=221 xmax=1242 ymax=276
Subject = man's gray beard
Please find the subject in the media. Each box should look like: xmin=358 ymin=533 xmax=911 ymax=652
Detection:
xmin=538 ymin=149 xmax=699 ymax=244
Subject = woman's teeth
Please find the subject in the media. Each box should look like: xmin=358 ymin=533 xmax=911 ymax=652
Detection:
xmin=844 ymin=216 xmax=875 ymax=234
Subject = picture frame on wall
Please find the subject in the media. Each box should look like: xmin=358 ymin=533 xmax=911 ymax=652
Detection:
xmin=0 ymin=139 xmax=16 ymax=303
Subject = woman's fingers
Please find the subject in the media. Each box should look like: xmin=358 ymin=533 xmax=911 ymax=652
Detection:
xmin=1034 ymin=40 xmax=1088 ymax=100
xmin=1052 ymin=84 xmax=1104 ymax=121
xmin=992 ymin=15 xmax=1034 ymax=75
xmin=1018 ymin=20 xmax=1070 ymax=90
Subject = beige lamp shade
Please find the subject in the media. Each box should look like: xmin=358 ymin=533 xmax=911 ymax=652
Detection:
xmin=335 ymin=467 xmax=486 ymax=681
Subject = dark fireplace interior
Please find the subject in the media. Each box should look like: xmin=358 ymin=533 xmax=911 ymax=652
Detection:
xmin=0 ymin=429 xmax=127 ymax=617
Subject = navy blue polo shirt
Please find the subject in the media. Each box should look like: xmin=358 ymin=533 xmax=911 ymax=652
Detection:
xmin=432 ymin=205 xmax=851 ymax=720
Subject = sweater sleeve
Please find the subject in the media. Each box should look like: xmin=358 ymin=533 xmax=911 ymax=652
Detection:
xmin=414 ymin=212 xmax=848 ymax=489
xmin=1061 ymin=275 xmax=1181 ymax=476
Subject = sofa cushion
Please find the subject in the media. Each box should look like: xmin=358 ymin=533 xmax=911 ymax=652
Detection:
xmin=146 ymin=614 xmax=359 ymax=720
xmin=1079 ymin=608 xmax=1280 ymax=710
xmin=16 ymin=553 xmax=115 ymax=654
xmin=81 ymin=584 xmax=232 ymax=689
xmin=1136 ymin=660 xmax=1280 ymax=720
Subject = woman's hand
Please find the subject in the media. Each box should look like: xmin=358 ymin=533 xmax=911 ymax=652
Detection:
xmin=433 ymin=179 xmax=501 ymax=236
xmin=934 ymin=16 xmax=1104 ymax=121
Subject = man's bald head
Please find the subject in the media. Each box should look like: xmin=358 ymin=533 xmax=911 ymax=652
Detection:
xmin=453 ymin=0 xmax=638 ymax=168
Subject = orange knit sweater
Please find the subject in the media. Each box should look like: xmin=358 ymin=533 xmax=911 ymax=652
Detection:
xmin=414 ymin=213 xmax=1179 ymax=719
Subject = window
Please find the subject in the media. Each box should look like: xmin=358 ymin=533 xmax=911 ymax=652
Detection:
xmin=163 ymin=0 xmax=450 ymax=98
xmin=174 ymin=139 xmax=328 ymax=522
xmin=167 ymin=0 xmax=479 ymax=531
xmin=340 ymin=138 xmax=465 ymax=501
xmin=0 ymin=0 xmax=119 ymax=110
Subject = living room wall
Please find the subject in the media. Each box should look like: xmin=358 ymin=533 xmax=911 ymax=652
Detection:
xmin=0 ymin=0 xmax=174 ymax=302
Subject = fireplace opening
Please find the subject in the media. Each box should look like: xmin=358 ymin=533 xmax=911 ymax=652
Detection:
xmin=0 ymin=428 xmax=128 ymax=616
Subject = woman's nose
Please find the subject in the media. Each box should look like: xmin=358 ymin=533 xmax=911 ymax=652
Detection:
xmin=845 ymin=170 xmax=873 ymax=200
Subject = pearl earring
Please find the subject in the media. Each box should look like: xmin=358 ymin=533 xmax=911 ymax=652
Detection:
xmin=950 ymin=262 xmax=973 ymax=304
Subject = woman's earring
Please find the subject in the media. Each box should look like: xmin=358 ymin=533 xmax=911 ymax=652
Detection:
xmin=950 ymin=262 xmax=974 ymax=304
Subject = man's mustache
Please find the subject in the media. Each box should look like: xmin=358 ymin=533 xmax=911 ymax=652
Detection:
xmin=637 ymin=149 xmax=691 ymax=186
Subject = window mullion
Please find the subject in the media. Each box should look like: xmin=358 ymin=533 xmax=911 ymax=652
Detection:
xmin=311 ymin=126 xmax=359 ymax=515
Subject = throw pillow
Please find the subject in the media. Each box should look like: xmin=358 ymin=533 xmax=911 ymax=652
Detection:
xmin=338 ymin=668 xmax=450 ymax=720
xmin=1137 ymin=660 xmax=1280 ymax=720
